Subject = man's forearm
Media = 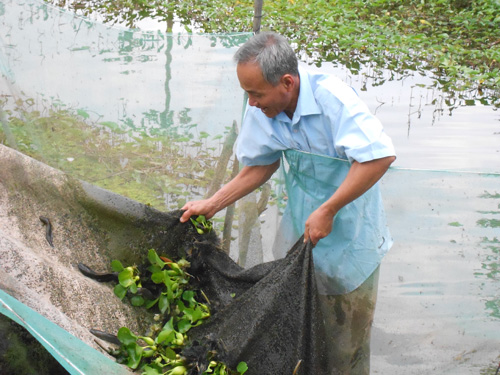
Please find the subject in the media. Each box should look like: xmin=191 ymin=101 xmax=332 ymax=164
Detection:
xmin=304 ymin=155 xmax=395 ymax=244
xmin=180 ymin=159 xmax=280 ymax=222
xmin=321 ymin=156 xmax=395 ymax=217
xmin=210 ymin=160 xmax=280 ymax=211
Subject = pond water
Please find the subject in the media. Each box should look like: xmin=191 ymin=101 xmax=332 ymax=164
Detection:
xmin=1 ymin=0 xmax=499 ymax=374
xmin=313 ymin=64 xmax=500 ymax=173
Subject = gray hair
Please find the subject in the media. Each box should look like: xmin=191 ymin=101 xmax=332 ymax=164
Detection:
xmin=234 ymin=32 xmax=298 ymax=85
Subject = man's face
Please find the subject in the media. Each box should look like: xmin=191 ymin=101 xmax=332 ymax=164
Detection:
xmin=236 ymin=62 xmax=295 ymax=118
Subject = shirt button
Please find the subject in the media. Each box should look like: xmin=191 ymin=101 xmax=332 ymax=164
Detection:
xmin=293 ymin=128 xmax=298 ymax=133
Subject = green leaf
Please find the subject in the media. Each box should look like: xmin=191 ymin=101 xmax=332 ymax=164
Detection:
xmin=164 ymin=347 xmax=177 ymax=360
xmin=237 ymin=361 xmax=248 ymax=374
xmin=151 ymin=270 xmax=166 ymax=284
xmin=148 ymin=249 xmax=166 ymax=268
xmin=143 ymin=365 xmax=162 ymax=375
xmin=156 ymin=318 xmax=175 ymax=344
xmin=130 ymin=295 xmax=145 ymax=306
xmin=125 ymin=342 xmax=143 ymax=369
xmin=156 ymin=329 xmax=175 ymax=345
xmin=148 ymin=264 xmax=163 ymax=274
xmin=144 ymin=298 xmax=159 ymax=309
xmin=158 ymin=293 xmax=170 ymax=314
xmin=129 ymin=283 xmax=138 ymax=294
xmin=177 ymin=318 xmax=191 ymax=333
xmin=110 ymin=259 xmax=124 ymax=272
xmin=182 ymin=290 xmax=196 ymax=307
xmin=76 ymin=109 xmax=89 ymax=119
xmin=118 ymin=267 xmax=135 ymax=288
xmin=117 ymin=327 xmax=138 ymax=346
xmin=183 ymin=307 xmax=203 ymax=324
xmin=114 ymin=284 xmax=127 ymax=300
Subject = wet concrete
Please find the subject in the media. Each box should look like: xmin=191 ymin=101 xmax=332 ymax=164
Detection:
xmin=0 ymin=144 xmax=194 ymax=353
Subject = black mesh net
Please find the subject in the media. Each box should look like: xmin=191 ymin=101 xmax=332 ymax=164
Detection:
xmin=79 ymin=209 xmax=334 ymax=375
xmin=186 ymin=233 xmax=333 ymax=375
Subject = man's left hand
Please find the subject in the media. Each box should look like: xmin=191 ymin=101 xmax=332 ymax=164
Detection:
xmin=304 ymin=206 xmax=335 ymax=245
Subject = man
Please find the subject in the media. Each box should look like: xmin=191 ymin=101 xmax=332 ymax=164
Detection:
xmin=180 ymin=32 xmax=396 ymax=374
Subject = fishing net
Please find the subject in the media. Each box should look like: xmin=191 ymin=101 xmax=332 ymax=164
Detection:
xmin=187 ymin=234 xmax=332 ymax=375
xmin=74 ymin=208 xmax=333 ymax=375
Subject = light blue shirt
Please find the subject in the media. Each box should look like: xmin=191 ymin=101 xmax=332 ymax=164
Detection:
xmin=236 ymin=67 xmax=395 ymax=166
xmin=236 ymin=67 xmax=396 ymax=295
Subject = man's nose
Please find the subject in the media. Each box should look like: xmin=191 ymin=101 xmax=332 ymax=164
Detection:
xmin=248 ymin=96 xmax=258 ymax=107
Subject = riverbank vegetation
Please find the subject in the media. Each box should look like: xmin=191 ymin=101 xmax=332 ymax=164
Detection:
xmin=47 ymin=0 xmax=500 ymax=108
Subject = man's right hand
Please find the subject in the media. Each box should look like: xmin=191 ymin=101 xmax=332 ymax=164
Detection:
xmin=180 ymin=199 xmax=218 ymax=223
xmin=179 ymin=161 xmax=280 ymax=224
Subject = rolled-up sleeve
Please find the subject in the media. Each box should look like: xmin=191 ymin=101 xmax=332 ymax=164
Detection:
xmin=318 ymin=79 xmax=396 ymax=163
xmin=336 ymin=109 xmax=395 ymax=163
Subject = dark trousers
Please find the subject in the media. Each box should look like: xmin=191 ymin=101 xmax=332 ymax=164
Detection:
xmin=318 ymin=266 xmax=380 ymax=375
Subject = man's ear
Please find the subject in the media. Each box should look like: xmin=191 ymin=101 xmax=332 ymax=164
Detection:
xmin=281 ymin=74 xmax=296 ymax=92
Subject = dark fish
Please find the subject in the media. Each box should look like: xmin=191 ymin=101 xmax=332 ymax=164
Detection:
xmin=39 ymin=216 xmax=54 ymax=247
xmin=135 ymin=287 xmax=157 ymax=300
xmin=78 ymin=263 xmax=118 ymax=282
xmin=89 ymin=329 xmax=121 ymax=346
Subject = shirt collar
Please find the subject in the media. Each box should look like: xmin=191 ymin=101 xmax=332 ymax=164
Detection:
xmin=276 ymin=66 xmax=321 ymax=124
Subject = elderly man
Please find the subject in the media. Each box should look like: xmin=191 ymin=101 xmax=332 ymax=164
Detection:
xmin=180 ymin=32 xmax=396 ymax=374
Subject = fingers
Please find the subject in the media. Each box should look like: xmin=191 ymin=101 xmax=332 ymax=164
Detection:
xmin=304 ymin=225 xmax=326 ymax=246
xmin=180 ymin=202 xmax=195 ymax=223
xmin=303 ymin=226 xmax=318 ymax=245
xmin=304 ymin=211 xmax=334 ymax=246
xmin=180 ymin=210 xmax=191 ymax=223
xmin=179 ymin=201 xmax=214 ymax=223
xmin=304 ymin=236 xmax=317 ymax=246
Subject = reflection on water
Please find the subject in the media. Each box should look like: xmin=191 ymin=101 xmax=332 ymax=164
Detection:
xmin=476 ymin=191 xmax=500 ymax=321
xmin=304 ymin=63 xmax=500 ymax=173
xmin=0 ymin=314 xmax=69 ymax=374
xmin=1 ymin=1 xmax=500 ymax=374
xmin=0 ymin=0 xmax=247 ymax=137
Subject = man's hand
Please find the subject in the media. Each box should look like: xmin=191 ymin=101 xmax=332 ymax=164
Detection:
xmin=304 ymin=206 xmax=335 ymax=245
xmin=179 ymin=160 xmax=280 ymax=224
xmin=180 ymin=199 xmax=218 ymax=223
xmin=303 ymin=156 xmax=395 ymax=245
